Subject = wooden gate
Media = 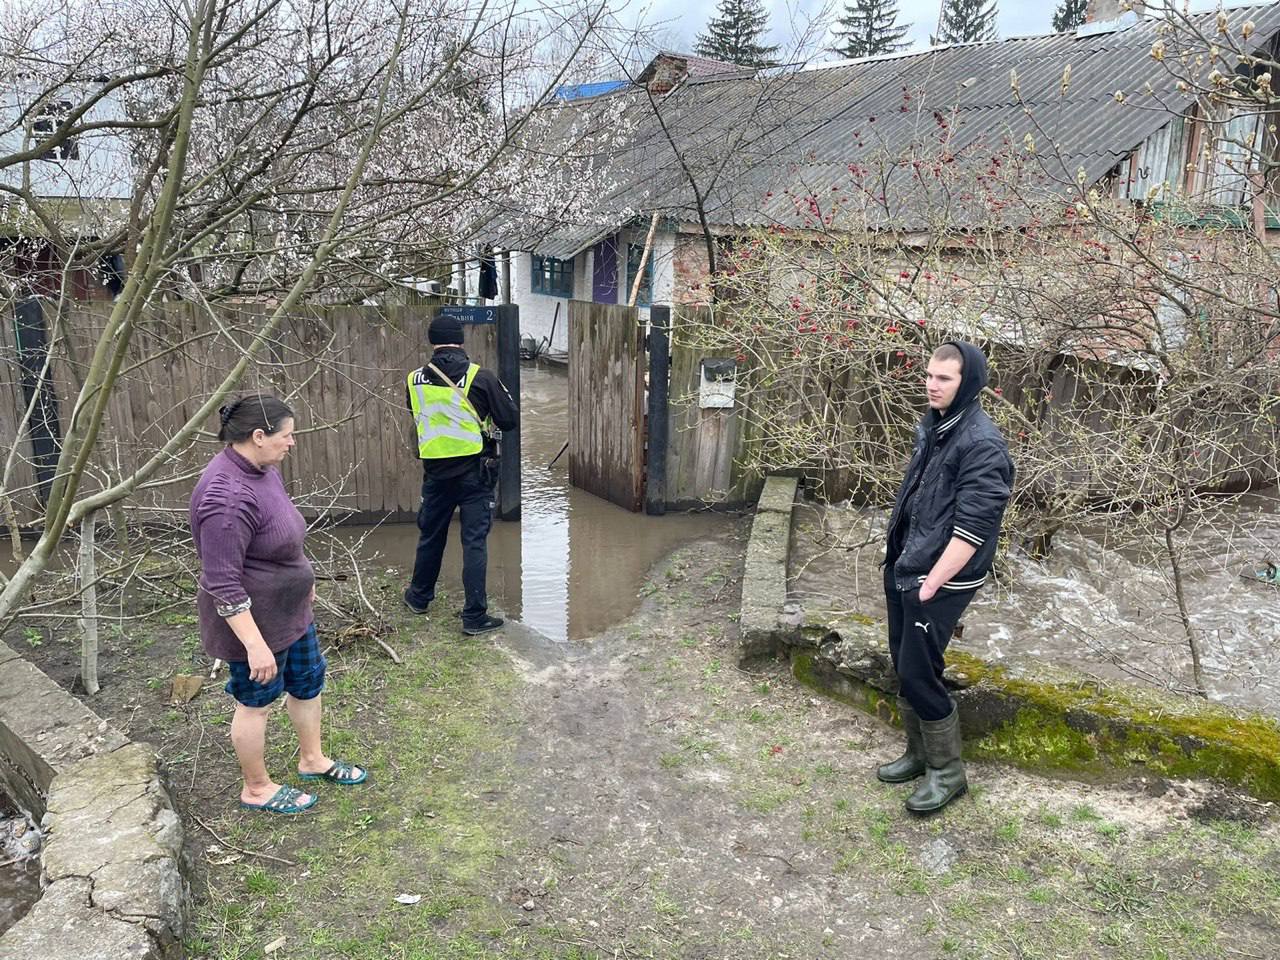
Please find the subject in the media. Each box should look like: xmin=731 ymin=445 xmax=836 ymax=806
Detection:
xmin=568 ymin=301 xmax=646 ymax=511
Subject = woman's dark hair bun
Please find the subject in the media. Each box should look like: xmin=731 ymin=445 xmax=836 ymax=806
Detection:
xmin=217 ymin=394 xmax=294 ymax=443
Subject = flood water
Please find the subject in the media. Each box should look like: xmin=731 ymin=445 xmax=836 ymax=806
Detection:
xmin=0 ymin=364 xmax=728 ymax=641
xmin=791 ymin=493 xmax=1280 ymax=717
xmin=0 ymin=793 xmax=39 ymax=936
xmin=320 ymin=364 xmax=728 ymax=641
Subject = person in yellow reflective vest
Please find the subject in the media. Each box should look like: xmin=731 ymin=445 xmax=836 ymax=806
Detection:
xmin=403 ymin=314 xmax=518 ymax=634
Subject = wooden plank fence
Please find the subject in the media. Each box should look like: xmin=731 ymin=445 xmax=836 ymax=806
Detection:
xmin=0 ymin=301 xmax=511 ymax=527
xmin=654 ymin=306 xmax=1278 ymax=508
xmin=664 ymin=312 xmax=755 ymax=508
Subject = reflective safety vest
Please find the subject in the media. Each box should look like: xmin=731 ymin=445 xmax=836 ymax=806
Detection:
xmin=407 ymin=363 xmax=487 ymax=459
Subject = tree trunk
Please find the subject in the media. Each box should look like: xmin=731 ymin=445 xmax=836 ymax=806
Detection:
xmin=109 ymin=501 xmax=131 ymax=560
xmin=79 ymin=511 xmax=100 ymax=696
xmin=1023 ymin=528 xmax=1056 ymax=560
xmin=2 ymin=496 xmax=23 ymax=562
xmin=1164 ymin=525 xmax=1206 ymax=698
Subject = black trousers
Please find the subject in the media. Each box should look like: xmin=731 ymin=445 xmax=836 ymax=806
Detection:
xmin=407 ymin=463 xmax=495 ymax=626
xmin=883 ymin=565 xmax=977 ymax=722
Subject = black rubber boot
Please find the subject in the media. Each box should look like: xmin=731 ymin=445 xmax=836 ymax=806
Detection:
xmin=905 ymin=705 xmax=968 ymax=814
xmin=877 ymin=697 xmax=926 ymax=783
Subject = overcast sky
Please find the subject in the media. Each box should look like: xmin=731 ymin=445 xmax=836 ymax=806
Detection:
xmin=625 ymin=0 xmax=1054 ymax=57
xmin=621 ymin=0 xmax=1250 ymax=57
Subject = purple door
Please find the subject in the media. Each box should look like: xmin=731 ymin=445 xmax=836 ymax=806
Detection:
xmin=592 ymin=234 xmax=618 ymax=303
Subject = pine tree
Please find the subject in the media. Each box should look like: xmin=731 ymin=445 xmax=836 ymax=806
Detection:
xmin=694 ymin=0 xmax=781 ymax=68
xmin=831 ymin=0 xmax=912 ymax=60
xmin=933 ymin=0 xmax=999 ymax=45
xmin=1051 ymin=0 xmax=1087 ymax=32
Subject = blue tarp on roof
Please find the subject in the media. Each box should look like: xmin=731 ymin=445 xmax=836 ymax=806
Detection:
xmin=555 ymin=80 xmax=627 ymax=101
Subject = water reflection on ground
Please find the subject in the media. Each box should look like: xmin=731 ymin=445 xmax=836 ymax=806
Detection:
xmin=325 ymin=364 xmax=728 ymax=641
xmin=791 ymin=491 xmax=1280 ymax=717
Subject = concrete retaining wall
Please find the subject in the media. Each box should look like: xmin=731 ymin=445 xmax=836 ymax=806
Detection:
xmin=739 ymin=479 xmax=1280 ymax=802
xmin=0 ymin=641 xmax=191 ymax=959
xmin=0 ymin=642 xmax=127 ymax=818
xmin=738 ymin=475 xmax=800 ymax=662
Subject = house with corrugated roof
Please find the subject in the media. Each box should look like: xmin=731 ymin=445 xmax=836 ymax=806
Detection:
xmin=0 ymin=82 xmax=132 ymax=302
xmin=467 ymin=0 xmax=1280 ymax=355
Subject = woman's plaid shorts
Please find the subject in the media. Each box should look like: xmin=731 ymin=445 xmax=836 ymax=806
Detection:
xmin=225 ymin=623 xmax=325 ymax=707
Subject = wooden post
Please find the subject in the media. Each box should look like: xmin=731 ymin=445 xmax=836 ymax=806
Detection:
xmin=646 ymin=306 xmax=670 ymax=516
xmin=79 ymin=510 xmax=99 ymax=695
xmin=627 ymin=212 xmax=660 ymax=513
xmin=495 ymin=303 xmax=521 ymax=521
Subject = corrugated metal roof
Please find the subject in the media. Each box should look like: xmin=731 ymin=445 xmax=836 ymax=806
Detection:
xmin=495 ymin=4 xmax=1280 ymax=257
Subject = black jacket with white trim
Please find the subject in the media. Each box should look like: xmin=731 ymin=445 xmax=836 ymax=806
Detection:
xmin=884 ymin=341 xmax=1014 ymax=593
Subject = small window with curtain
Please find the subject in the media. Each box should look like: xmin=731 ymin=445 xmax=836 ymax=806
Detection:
xmin=626 ymin=243 xmax=653 ymax=307
xmin=531 ymin=254 xmax=574 ymax=298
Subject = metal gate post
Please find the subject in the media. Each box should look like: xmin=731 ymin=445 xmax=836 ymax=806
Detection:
xmin=495 ymin=303 xmax=521 ymax=521
xmin=645 ymin=305 xmax=670 ymax=516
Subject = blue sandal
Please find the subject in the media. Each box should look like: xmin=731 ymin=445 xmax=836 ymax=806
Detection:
xmin=299 ymin=760 xmax=367 ymax=786
xmin=240 ymin=784 xmax=317 ymax=815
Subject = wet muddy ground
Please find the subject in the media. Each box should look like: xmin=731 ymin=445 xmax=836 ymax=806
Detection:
xmin=8 ymin=530 xmax=1279 ymax=959
xmin=790 ymin=493 xmax=1280 ymax=717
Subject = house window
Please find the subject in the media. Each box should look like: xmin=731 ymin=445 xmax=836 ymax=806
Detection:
xmin=626 ymin=243 xmax=653 ymax=307
xmin=33 ymin=100 xmax=78 ymax=162
xmin=531 ymin=254 xmax=574 ymax=298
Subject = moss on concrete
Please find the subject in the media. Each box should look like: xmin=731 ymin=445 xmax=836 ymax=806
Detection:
xmin=946 ymin=651 xmax=1280 ymax=799
xmin=791 ymin=645 xmax=1280 ymax=802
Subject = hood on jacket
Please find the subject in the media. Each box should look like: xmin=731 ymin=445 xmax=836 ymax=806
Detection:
xmin=425 ymin=346 xmax=471 ymax=384
xmin=924 ymin=340 xmax=988 ymax=431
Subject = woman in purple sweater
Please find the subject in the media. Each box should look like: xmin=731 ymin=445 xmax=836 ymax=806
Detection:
xmin=190 ymin=394 xmax=366 ymax=814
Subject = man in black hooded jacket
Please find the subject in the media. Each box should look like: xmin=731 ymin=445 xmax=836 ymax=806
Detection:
xmin=878 ymin=341 xmax=1014 ymax=813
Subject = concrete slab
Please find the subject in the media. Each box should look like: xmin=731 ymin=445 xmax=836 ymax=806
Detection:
xmin=0 ymin=877 xmax=158 ymax=960
xmin=0 ymin=640 xmax=126 ymax=818
xmin=739 ymin=475 xmax=799 ymax=662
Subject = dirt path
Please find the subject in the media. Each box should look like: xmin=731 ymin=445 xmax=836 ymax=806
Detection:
xmin=493 ymin=536 xmax=1279 ymax=960
xmin=16 ymin=528 xmax=1278 ymax=959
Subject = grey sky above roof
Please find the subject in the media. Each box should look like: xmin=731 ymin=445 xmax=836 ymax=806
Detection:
xmin=632 ymin=0 xmax=1045 ymax=53
xmin=624 ymin=0 xmax=1251 ymax=60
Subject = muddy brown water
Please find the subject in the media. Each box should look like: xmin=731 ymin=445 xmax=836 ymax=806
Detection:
xmin=791 ymin=492 xmax=1280 ymax=717
xmin=0 ymin=793 xmax=39 ymax=937
xmin=320 ymin=364 xmax=729 ymax=641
